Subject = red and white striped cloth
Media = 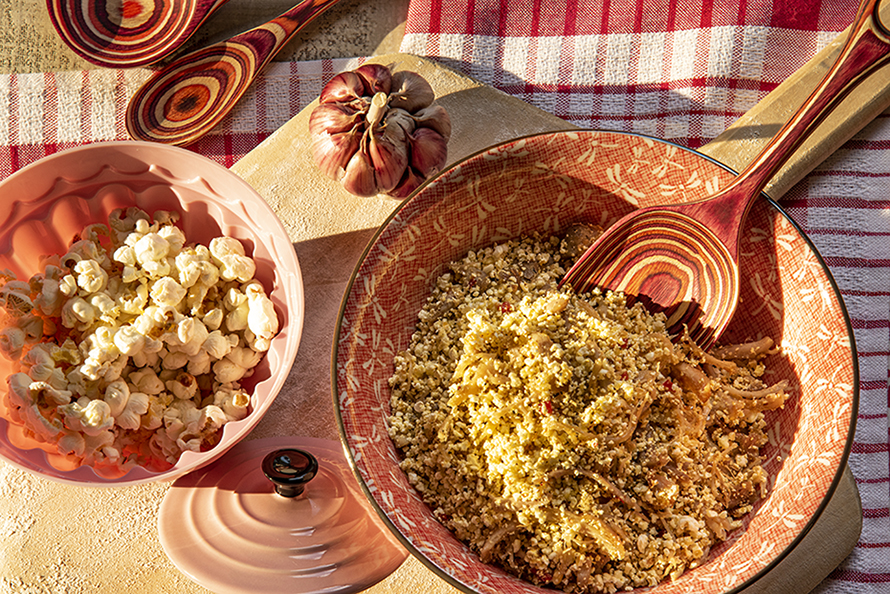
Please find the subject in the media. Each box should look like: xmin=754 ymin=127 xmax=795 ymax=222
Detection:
xmin=0 ymin=58 xmax=362 ymax=176
xmin=0 ymin=0 xmax=887 ymax=592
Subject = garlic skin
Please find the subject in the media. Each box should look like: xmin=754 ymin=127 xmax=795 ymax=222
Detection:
xmin=309 ymin=64 xmax=452 ymax=198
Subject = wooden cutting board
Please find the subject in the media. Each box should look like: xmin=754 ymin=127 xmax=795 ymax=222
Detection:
xmin=231 ymin=51 xmax=866 ymax=594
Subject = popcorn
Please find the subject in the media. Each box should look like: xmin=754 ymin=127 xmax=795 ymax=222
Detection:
xmin=210 ymin=237 xmax=257 ymax=283
xmin=204 ymin=307 xmax=224 ymax=331
xmin=212 ymin=346 xmax=262 ymax=384
xmin=22 ymin=345 xmax=56 ymax=382
xmin=159 ymin=224 xmax=186 ymax=255
xmin=245 ymin=281 xmax=278 ymax=352
xmin=166 ymin=371 xmax=198 ymax=401
xmin=0 ymin=327 xmax=25 ymax=360
xmin=150 ymin=276 xmax=187 ymax=307
xmin=0 ymin=207 xmax=279 ymax=471
xmin=116 ymin=392 xmax=150 ymax=430
xmin=223 ymin=287 xmax=249 ymax=331
xmin=0 ymin=281 xmax=33 ymax=317
xmin=17 ymin=314 xmax=46 ymax=340
xmin=134 ymin=232 xmax=170 ymax=266
xmin=203 ymin=330 xmax=237 ymax=360
xmin=113 ymin=325 xmax=146 ymax=356
xmin=128 ymin=368 xmax=165 ymax=395
xmin=74 ymin=259 xmax=109 ymax=294
xmin=174 ymin=317 xmax=209 ymax=356
xmin=212 ymin=384 xmax=251 ymax=422
xmin=59 ymin=274 xmax=78 ymax=297
xmin=187 ymin=351 xmax=211 ymax=376
xmin=89 ymin=293 xmax=119 ymax=321
xmin=113 ymin=245 xmax=137 ymax=267
xmin=30 ymin=265 xmax=64 ymax=316
xmin=103 ymin=380 xmax=150 ymax=431
xmin=59 ymin=397 xmax=115 ymax=436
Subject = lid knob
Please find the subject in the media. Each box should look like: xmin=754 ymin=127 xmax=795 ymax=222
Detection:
xmin=261 ymin=448 xmax=319 ymax=498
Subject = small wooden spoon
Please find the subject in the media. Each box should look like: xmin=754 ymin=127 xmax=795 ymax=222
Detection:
xmin=46 ymin=0 xmax=232 ymax=68
xmin=561 ymin=0 xmax=890 ymax=348
xmin=125 ymin=0 xmax=342 ymax=147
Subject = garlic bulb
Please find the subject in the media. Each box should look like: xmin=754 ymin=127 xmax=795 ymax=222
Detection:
xmin=309 ymin=63 xmax=452 ymax=198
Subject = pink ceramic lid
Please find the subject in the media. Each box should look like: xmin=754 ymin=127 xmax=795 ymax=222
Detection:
xmin=158 ymin=436 xmax=407 ymax=594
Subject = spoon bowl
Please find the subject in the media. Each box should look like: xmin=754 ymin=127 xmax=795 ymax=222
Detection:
xmin=125 ymin=0 xmax=342 ymax=147
xmin=561 ymin=0 xmax=890 ymax=348
xmin=46 ymin=0 xmax=232 ymax=68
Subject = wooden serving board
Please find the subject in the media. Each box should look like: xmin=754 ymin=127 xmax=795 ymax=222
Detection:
xmin=231 ymin=52 xmax=865 ymax=594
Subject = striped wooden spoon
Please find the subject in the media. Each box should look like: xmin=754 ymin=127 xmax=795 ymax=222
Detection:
xmin=125 ymin=0 xmax=341 ymax=147
xmin=561 ymin=0 xmax=890 ymax=349
xmin=46 ymin=0 xmax=232 ymax=68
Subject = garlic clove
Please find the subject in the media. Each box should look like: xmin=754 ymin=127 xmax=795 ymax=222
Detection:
xmin=319 ymin=71 xmax=366 ymax=104
xmin=389 ymin=71 xmax=436 ymax=113
xmin=368 ymin=123 xmax=409 ymax=193
xmin=387 ymin=167 xmax=427 ymax=199
xmin=385 ymin=108 xmax=418 ymax=136
xmin=408 ymin=128 xmax=449 ymax=178
xmin=412 ymin=104 xmax=452 ymax=141
xmin=309 ymin=102 xmax=364 ymax=136
xmin=355 ymin=63 xmax=393 ymax=96
xmin=341 ymin=149 xmax=380 ymax=197
xmin=311 ymin=128 xmax=361 ymax=180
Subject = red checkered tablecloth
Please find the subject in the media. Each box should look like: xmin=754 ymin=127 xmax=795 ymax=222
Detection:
xmin=0 ymin=0 xmax=887 ymax=592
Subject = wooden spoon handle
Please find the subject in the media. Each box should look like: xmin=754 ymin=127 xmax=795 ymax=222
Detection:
xmin=220 ymin=0 xmax=340 ymax=73
xmin=126 ymin=0 xmax=342 ymax=146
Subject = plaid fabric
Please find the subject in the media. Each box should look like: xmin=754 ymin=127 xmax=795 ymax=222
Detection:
xmin=0 ymin=58 xmax=361 ymax=177
xmin=401 ymin=1 xmax=890 ymax=592
xmin=402 ymin=0 xmax=861 ymax=149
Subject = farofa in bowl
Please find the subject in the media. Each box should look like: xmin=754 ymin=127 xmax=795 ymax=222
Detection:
xmin=334 ymin=130 xmax=857 ymax=594
xmin=388 ymin=233 xmax=789 ymax=592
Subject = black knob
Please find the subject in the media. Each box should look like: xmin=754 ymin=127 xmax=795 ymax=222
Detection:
xmin=261 ymin=448 xmax=319 ymax=498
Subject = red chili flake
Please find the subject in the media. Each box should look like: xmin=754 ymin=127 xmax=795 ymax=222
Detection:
xmin=663 ymin=379 xmax=674 ymax=391
xmin=542 ymin=400 xmax=553 ymax=415
xmin=621 ymin=371 xmax=629 ymax=380
xmin=621 ymin=339 xmax=629 ymax=349
xmin=499 ymin=301 xmax=513 ymax=313
xmin=467 ymin=277 xmax=477 ymax=287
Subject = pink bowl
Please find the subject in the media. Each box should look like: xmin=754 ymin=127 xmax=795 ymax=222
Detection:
xmin=0 ymin=141 xmax=304 ymax=486
xmin=334 ymin=130 xmax=857 ymax=593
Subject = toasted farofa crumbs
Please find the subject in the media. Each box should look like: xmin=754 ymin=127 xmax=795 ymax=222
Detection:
xmin=388 ymin=234 xmax=790 ymax=593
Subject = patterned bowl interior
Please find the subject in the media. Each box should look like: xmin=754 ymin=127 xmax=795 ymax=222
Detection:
xmin=0 ymin=141 xmax=304 ymax=486
xmin=334 ymin=131 xmax=857 ymax=594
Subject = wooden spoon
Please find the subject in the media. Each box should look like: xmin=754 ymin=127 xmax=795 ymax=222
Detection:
xmin=46 ymin=0 xmax=232 ymax=68
xmin=560 ymin=0 xmax=890 ymax=349
xmin=125 ymin=0 xmax=342 ymax=147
